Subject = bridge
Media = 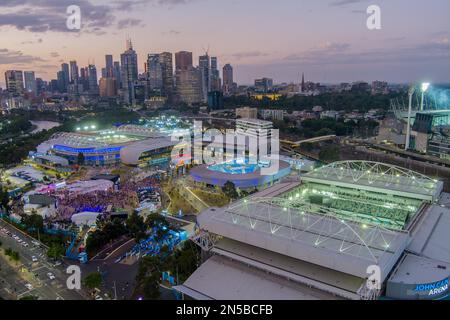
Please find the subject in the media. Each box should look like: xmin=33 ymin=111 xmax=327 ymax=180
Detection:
xmin=281 ymin=135 xmax=337 ymax=147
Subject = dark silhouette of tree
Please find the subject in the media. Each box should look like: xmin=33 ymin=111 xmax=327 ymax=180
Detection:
xmin=222 ymin=181 xmax=238 ymax=200
xmin=77 ymin=152 xmax=85 ymax=165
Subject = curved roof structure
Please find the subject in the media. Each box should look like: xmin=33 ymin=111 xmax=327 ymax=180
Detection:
xmin=120 ymin=137 xmax=177 ymax=165
xmin=190 ymin=160 xmax=291 ymax=188
xmin=302 ymin=161 xmax=443 ymax=201
xmin=197 ymin=196 xmax=408 ymax=280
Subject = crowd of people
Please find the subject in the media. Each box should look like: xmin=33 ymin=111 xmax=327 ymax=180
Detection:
xmin=55 ymin=189 xmax=139 ymax=220
xmin=34 ymin=175 xmax=162 ymax=222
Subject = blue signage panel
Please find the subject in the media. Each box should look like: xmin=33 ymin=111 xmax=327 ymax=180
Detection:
xmin=414 ymin=278 xmax=449 ymax=297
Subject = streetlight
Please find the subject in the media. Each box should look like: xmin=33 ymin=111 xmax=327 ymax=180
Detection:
xmin=405 ymin=84 xmax=416 ymax=150
xmin=420 ymin=82 xmax=430 ymax=111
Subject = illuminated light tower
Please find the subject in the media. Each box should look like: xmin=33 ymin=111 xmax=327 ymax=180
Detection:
xmin=405 ymin=84 xmax=416 ymax=151
xmin=420 ymin=82 xmax=430 ymax=111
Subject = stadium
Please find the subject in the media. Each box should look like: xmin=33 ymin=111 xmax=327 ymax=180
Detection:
xmin=37 ymin=125 xmax=180 ymax=166
xmin=189 ymin=158 xmax=291 ymax=189
xmin=176 ymin=161 xmax=450 ymax=300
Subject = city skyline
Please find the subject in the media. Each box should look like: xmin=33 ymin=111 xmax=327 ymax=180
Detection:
xmin=0 ymin=0 xmax=450 ymax=87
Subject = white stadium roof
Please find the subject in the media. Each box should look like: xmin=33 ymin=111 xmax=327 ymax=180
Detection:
xmin=302 ymin=161 xmax=443 ymax=201
xmin=120 ymin=137 xmax=177 ymax=165
xmin=174 ymin=255 xmax=340 ymax=300
xmin=197 ymin=199 xmax=409 ymax=281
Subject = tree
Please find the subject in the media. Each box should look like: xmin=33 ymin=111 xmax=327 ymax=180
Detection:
xmin=163 ymin=241 xmax=200 ymax=283
xmin=126 ymin=211 xmax=147 ymax=241
xmin=0 ymin=186 xmax=9 ymax=212
xmin=21 ymin=214 xmax=44 ymax=232
xmin=47 ymin=243 xmax=65 ymax=260
xmin=20 ymin=295 xmax=38 ymax=300
xmin=222 ymin=181 xmax=238 ymax=200
xmin=319 ymin=145 xmax=340 ymax=162
xmin=5 ymin=248 xmax=20 ymax=262
xmin=77 ymin=152 xmax=85 ymax=165
xmin=142 ymin=273 xmax=161 ymax=299
xmin=136 ymin=256 xmax=162 ymax=300
xmin=83 ymin=272 xmax=102 ymax=290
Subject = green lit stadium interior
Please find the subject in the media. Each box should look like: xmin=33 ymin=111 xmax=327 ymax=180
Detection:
xmin=280 ymin=183 xmax=422 ymax=231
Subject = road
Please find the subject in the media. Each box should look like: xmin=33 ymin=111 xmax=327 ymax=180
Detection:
xmin=0 ymin=219 xmax=87 ymax=300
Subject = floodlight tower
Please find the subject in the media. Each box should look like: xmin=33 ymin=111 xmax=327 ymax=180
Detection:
xmin=420 ymin=82 xmax=430 ymax=111
xmin=405 ymin=84 xmax=416 ymax=151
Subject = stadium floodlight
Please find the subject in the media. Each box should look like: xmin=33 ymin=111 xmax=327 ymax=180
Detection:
xmin=405 ymin=84 xmax=416 ymax=150
xmin=420 ymin=82 xmax=430 ymax=111
xmin=91 ymin=125 xmax=96 ymax=130
xmin=421 ymin=82 xmax=430 ymax=93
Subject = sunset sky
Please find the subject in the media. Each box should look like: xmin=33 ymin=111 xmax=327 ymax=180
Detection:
xmin=0 ymin=0 xmax=449 ymax=86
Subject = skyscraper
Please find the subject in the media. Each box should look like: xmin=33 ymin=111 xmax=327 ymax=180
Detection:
xmin=175 ymin=66 xmax=202 ymax=105
xmin=79 ymin=67 xmax=89 ymax=92
xmin=99 ymin=77 xmax=117 ymax=97
xmin=120 ymin=39 xmax=138 ymax=104
xmin=88 ymin=64 xmax=98 ymax=95
xmin=199 ymin=53 xmax=211 ymax=102
xmin=222 ymin=63 xmax=234 ymax=96
xmin=113 ymin=61 xmax=122 ymax=89
xmin=61 ymin=63 xmax=70 ymax=92
xmin=301 ymin=73 xmax=305 ymax=93
xmin=175 ymin=51 xmax=193 ymax=71
xmin=105 ymin=55 xmax=114 ymax=78
xmin=210 ymin=57 xmax=221 ymax=92
xmin=69 ymin=60 xmax=79 ymax=84
xmin=5 ymin=70 xmax=24 ymax=94
xmin=159 ymin=52 xmax=174 ymax=99
xmin=36 ymin=78 xmax=45 ymax=95
xmin=57 ymin=71 xmax=66 ymax=93
xmin=24 ymin=71 xmax=37 ymax=94
xmin=147 ymin=54 xmax=163 ymax=92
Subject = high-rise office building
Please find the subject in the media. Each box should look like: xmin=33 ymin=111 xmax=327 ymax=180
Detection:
xmin=147 ymin=54 xmax=163 ymax=92
xmin=175 ymin=51 xmax=193 ymax=71
xmin=159 ymin=52 xmax=174 ymax=99
xmin=210 ymin=57 xmax=221 ymax=92
xmin=35 ymin=78 xmax=46 ymax=95
xmin=56 ymin=71 xmax=66 ymax=93
xmin=88 ymin=64 xmax=99 ymax=95
xmin=199 ymin=53 xmax=211 ymax=102
xmin=5 ymin=70 xmax=24 ymax=94
xmin=61 ymin=63 xmax=70 ymax=92
xmin=101 ymin=68 xmax=107 ymax=79
xmin=113 ymin=61 xmax=122 ymax=89
xmin=99 ymin=77 xmax=117 ymax=97
xmin=105 ymin=55 xmax=114 ymax=78
xmin=222 ymin=63 xmax=234 ymax=96
xmin=175 ymin=66 xmax=202 ymax=105
xmin=69 ymin=60 xmax=79 ymax=84
xmin=301 ymin=73 xmax=305 ymax=93
xmin=24 ymin=71 xmax=37 ymax=94
xmin=120 ymin=39 xmax=138 ymax=104
xmin=79 ymin=67 xmax=89 ymax=92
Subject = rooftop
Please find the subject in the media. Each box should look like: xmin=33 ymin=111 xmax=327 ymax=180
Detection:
xmin=174 ymin=255 xmax=341 ymax=300
xmin=303 ymin=161 xmax=443 ymax=201
xmin=389 ymin=253 xmax=450 ymax=285
xmin=197 ymin=198 xmax=409 ymax=280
